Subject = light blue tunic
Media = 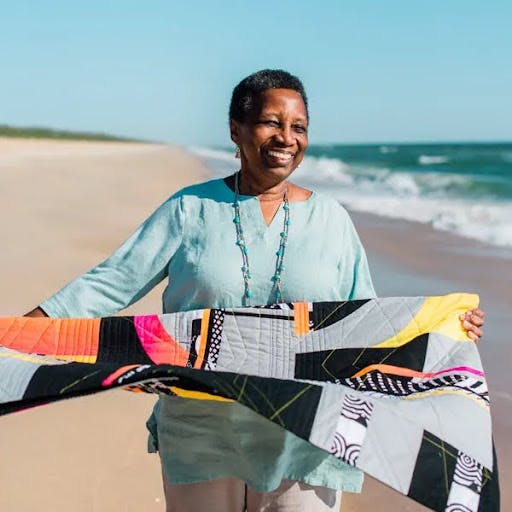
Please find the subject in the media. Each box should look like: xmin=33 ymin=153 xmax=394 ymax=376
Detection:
xmin=41 ymin=177 xmax=376 ymax=493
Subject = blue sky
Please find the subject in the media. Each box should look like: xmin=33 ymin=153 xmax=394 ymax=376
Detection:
xmin=1 ymin=1 xmax=510 ymax=146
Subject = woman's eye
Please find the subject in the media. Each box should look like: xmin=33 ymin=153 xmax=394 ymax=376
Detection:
xmin=293 ymin=125 xmax=307 ymax=134
xmin=261 ymin=120 xmax=279 ymax=127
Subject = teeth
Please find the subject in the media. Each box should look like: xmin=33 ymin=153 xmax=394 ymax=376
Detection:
xmin=267 ymin=150 xmax=293 ymax=159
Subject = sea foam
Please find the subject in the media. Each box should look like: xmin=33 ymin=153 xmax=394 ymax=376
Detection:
xmin=418 ymin=155 xmax=449 ymax=165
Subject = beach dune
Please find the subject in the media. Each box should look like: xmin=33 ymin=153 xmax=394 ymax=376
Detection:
xmin=0 ymin=138 xmax=508 ymax=511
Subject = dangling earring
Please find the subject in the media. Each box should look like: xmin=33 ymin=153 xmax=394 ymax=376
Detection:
xmin=235 ymin=146 xmax=240 ymax=159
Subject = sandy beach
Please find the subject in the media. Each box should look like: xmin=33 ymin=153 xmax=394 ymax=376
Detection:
xmin=0 ymin=138 xmax=208 ymax=511
xmin=0 ymin=138 xmax=509 ymax=511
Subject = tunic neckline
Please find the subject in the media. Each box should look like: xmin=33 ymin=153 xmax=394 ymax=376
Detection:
xmin=220 ymin=177 xmax=317 ymax=229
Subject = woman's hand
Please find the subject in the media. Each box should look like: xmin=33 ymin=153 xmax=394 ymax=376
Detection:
xmin=460 ymin=309 xmax=485 ymax=342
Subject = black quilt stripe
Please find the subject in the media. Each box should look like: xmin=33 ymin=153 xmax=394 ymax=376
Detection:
xmin=97 ymin=316 xmax=153 ymax=365
xmin=311 ymin=300 xmax=371 ymax=330
xmin=295 ymin=333 xmax=428 ymax=381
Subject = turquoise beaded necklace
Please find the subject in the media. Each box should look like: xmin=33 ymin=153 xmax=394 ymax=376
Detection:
xmin=233 ymin=170 xmax=290 ymax=306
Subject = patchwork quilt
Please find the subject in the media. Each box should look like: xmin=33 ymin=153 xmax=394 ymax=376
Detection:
xmin=0 ymin=293 xmax=499 ymax=511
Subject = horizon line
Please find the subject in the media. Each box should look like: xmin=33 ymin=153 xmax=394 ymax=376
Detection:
xmin=1 ymin=124 xmax=510 ymax=147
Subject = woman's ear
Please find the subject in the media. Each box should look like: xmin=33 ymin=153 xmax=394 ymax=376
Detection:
xmin=229 ymin=119 xmax=240 ymax=145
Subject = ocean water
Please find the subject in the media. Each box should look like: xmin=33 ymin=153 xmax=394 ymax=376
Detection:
xmin=189 ymin=143 xmax=512 ymax=249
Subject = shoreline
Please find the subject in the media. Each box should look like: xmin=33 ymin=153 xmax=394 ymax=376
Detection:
xmin=350 ymin=210 xmax=512 ymax=306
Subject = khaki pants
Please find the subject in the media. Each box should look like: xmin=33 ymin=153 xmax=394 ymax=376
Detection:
xmin=163 ymin=477 xmax=342 ymax=512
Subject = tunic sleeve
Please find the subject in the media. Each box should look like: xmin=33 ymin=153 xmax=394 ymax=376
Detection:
xmin=40 ymin=194 xmax=184 ymax=318
xmin=339 ymin=210 xmax=377 ymax=300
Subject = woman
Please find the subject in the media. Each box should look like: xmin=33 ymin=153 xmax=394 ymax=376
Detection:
xmin=26 ymin=70 xmax=484 ymax=511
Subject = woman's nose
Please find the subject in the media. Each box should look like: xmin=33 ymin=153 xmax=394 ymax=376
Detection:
xmin=276 ymin=124 xmax=294 ymax=145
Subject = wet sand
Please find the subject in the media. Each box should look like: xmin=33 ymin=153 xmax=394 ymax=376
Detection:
xmin=0 ymin=138 xmax=508 ymax=510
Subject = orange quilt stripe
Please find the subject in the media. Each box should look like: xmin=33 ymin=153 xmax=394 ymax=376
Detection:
xmin=0 ymin=317 xmax=100 ymax=363
xmin=102 ymin=364 xmax=140 ymax=386
xmin=352 ymin=363 xmax=431 ymax=379
xmin=293 ymin=302 xmax=310 ymax=336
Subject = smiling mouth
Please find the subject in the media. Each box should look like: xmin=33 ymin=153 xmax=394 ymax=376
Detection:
xmin=265 ymin=149 xmax=295 ymax=163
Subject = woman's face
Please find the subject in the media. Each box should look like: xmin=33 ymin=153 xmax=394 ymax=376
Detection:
xmin=230 ymin=88 xmax=309 ymax=186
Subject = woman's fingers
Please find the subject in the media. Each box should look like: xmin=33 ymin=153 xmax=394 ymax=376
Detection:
xmin=463 ymin=320 xmax=483 ymax=340
xmin=459 ymin=309 xmax=485 ymax=342
xmin=469 ymin=314 xmax=484 ymax=327
xmin=467 ymin=331 xmax=478 ymax=341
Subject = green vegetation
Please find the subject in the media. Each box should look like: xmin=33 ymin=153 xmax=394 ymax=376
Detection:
xmin=0 ymin=124 xmax=138 ymax=142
